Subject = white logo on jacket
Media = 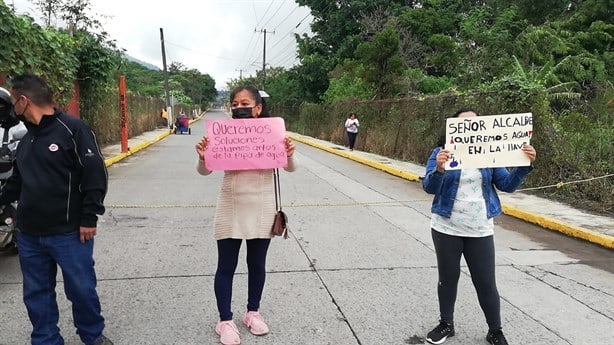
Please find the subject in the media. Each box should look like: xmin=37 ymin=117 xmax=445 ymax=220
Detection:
xmin=48 ymin=144 xmax=59 ymax=152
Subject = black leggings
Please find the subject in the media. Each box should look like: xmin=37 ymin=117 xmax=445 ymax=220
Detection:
xmin=347 ymin=131 xmax=358 ymax=149
xmin=214 ymin=238 xmax=271 ymax=321
xmin=431 ymin=229 xmax=501 ymax=330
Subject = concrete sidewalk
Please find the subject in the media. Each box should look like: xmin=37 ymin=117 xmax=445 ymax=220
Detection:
xmin=100 ymin=117 xmax=614 ymax=250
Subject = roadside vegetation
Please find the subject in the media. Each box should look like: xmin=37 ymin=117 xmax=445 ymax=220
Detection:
xmin=1 ymin=0 xmax=611 ymax=214
xmin=235 ymin=0 xmax=612 ymax=215
xmin=0 ymin=0 xmax=216 ymax=144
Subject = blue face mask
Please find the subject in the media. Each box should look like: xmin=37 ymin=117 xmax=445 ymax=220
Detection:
xmin=231 ymin=107 xmax=253 ymax=119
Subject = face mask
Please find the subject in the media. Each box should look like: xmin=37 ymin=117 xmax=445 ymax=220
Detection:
xmin=12 ymin=98 xmax=29 ymax=123
xmin=231 ymin=107 xmax=254 ymax=119
xmin=15 ymin=113 xmax=27 ymax=124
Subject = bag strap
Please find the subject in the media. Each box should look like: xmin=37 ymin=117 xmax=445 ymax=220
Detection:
xmin=273 ymin=168 xmax=281 ymax=212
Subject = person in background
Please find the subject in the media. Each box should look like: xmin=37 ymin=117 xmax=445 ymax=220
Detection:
xmin=422 ymin=109 xmax=536 ymax=345
xmin=0 ymin=74 xmax=113 ymax=345
xmin=344 ymin=112 xmax=359 ymax=151
xmin=195 ymin=85 xmax=297 ymax=345
xmin=160 ymin=107 xmax=168 ymax=127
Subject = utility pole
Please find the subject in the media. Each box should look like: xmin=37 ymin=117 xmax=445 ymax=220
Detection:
xmin=160 ymin=28 xmax=172 ymax=131
xmin=255 ymin=28 xmax=274 ymax=89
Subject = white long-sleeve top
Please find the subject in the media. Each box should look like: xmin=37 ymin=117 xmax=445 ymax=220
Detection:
xmin=197 ymin=156 xmax=298 ymax=240
xmin=345 ymin=118 xmax=359 ymax=133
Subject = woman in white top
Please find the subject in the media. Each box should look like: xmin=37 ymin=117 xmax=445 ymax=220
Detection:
xmin=422 ymin=109 xmax=536 ymax=345
xmin=344 ymin=112 xmax=359 ymax=150
xmin=195 ymin=86 xmax=297 ymax=345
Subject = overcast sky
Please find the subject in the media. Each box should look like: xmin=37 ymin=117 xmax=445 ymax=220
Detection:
xmin=10 ymin=0 xmax=313 ymax=90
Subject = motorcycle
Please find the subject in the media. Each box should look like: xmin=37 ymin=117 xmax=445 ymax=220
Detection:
xmin=0 ymin=87 xmax=26 ymax=253
xmin=0 ymin=124 xmax=26 ymax=253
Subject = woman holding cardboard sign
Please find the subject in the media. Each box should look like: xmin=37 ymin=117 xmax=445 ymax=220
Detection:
xmin=195 ymin=86 xmax=297 ymax=345
xmin=422 ymin=109 xmax=536 ymax=345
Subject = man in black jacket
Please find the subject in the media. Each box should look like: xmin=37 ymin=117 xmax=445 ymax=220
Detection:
xmin=0 ymin=75 xmax=113 ymax=345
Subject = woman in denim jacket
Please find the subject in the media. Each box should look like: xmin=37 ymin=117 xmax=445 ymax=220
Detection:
xmin=422 ymin=109 xmax=536 ymax=345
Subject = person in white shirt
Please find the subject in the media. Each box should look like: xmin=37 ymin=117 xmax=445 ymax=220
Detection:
xmin=344 ymin=112 xmax=359 ymax=151
xmin=422 ymin=109 xmax=536 ymax=345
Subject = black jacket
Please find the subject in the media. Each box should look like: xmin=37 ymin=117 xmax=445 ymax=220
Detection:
xmin=0 ymin=109 xmax=108 ymax=235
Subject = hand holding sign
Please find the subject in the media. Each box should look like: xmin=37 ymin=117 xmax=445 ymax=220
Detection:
xmin=436 ymin=149 xmax=450 ymax=173
xmin=204 ymin=117 xmax=288 ymax=171
xmin=284 ymin=137 xmax=295 ymax=158
xmin=195 ymin=136 xmax=209 ymax=160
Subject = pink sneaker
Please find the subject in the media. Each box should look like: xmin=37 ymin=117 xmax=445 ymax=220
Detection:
xmin=215 ymin=320 xmax=240 ymax=345
xmin=242 ymin=311 xmax=269 ymax=335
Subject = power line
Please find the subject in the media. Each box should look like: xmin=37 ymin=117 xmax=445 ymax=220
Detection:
xmin=241 ymin=2 xmax=314 ymax=73
xmin=254 ymin=0 xmax=275 ymax=28
xmin=240 ymin=31 xmax=263 ymax=71
xmin=165 ymin=41 xmax=243 ymax=62
xmin=277 ymin=52 xmax=299 ymax=69
xmin=252 ymin=0 xmax=258 ymax=20
xmin=269 ymin=37 xmax=296 ymax=61
xmin=255 ymin=28 xmax=275 ymax=88
xmin=273 ymin=4 xmax=300 ymax=31
xmin=261 ymin=0 xmax=287 ymax=29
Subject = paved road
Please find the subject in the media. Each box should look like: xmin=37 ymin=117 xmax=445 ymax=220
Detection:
xmin=1 ymin=109 xmax=613 ymax=344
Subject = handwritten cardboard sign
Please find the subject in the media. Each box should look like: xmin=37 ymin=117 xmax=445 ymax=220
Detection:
xmin=204 ymin=117 xmax=287 ymax=171
xmin=444 ymin=113 xmax=533 ymax=170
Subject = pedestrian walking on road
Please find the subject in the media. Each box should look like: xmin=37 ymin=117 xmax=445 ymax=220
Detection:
xmin=344 ymin=112 xmax=359 ymax=151
xmin=0 ymin=75 xmax=113 ymax=345
xmin=422 ymin=109 xmax=536 ymax=345
xmin=195 ymin=85 xmax=297 ymax=345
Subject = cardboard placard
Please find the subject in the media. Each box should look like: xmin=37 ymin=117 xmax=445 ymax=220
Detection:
xmin=204 ymin=117 xmax=287 ymax=171
xmin=444 ymin=113 xmax=533 ymax=169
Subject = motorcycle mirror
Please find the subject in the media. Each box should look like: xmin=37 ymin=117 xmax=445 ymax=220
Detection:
xmin=12 ymin=126 xmax=27 ymax=140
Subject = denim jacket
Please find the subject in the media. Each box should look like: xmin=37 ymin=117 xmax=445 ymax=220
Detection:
xmin=422 ymin=147 xmax=533 ymax=219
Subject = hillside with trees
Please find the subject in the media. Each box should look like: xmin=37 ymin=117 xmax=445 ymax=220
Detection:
xmin=1 ymin=0 xmax=611 ymax=213
xmin=1 ymin=0 xmax=217 ymax=142
xmin=238 ymin=0 xmax=612 ymax=214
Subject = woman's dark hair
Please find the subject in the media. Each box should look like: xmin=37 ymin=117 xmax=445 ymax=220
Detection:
xmin=229 ymin=85 xmax=270 ymax=117
xmin=452 ymin=108 xmax=478 ymax=118
xmin=436 ymin=108 xmax=479 ymax=147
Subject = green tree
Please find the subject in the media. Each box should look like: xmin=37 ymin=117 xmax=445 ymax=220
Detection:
xmin=291 ymin=51 xmax=332 ymax=103
xmin=0 ymin=2 xmax=78 ymax=103
xmin=354 ymin=26 xmax=404 ymax=99
xmin=512 ymin=0 xmax=577 ymax=25
xmin=294 ymin=0 xmax=414 ymax=101
xmin=322 ymin=60 xmax=373 ymax=103
xmin=121 ymin=60 xmax=164 ymax=97
xmin=167 ymin=62 xmax=217 ymax=107
xmin=181 ymin=68 xmax=216 ymax=106
xmin=457 ymin=5 xmax=527 ymax=87
xmin=30 ymin=0 xmax=62 ymax=26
